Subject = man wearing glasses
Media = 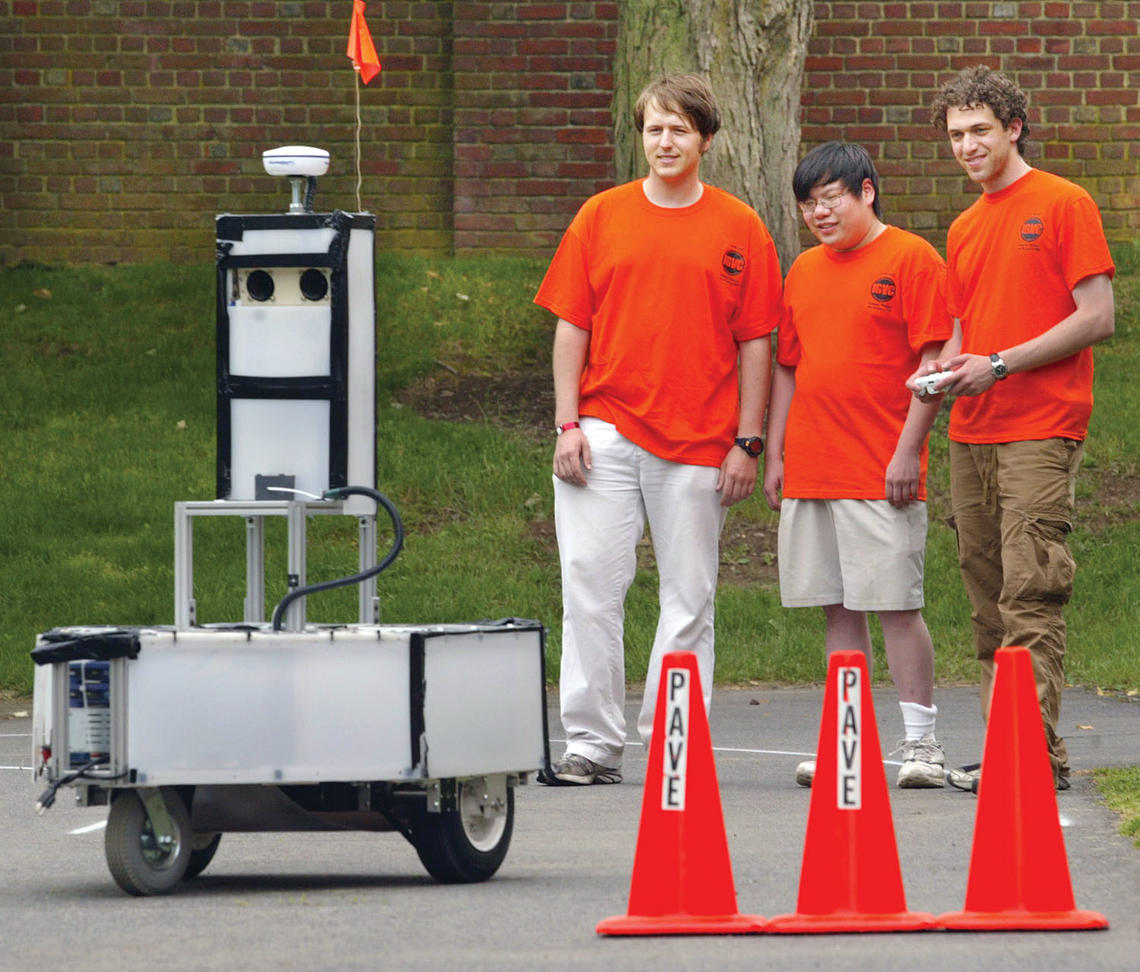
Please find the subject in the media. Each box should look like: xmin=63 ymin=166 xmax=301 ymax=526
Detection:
xmin=763 ymin=141 xmax=954 ymax=789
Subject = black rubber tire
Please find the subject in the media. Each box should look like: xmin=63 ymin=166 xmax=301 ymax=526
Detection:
xmin=412 ymin=783 xmax=514 ymax=883
xmin=184 ymin=832 xmax=222 ymax=879
xmin=104 ymin=788 xmax=192 ymax=896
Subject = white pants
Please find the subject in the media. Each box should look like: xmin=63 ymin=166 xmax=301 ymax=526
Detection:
xmin=553 ymin=419 xmax=726 ymax=767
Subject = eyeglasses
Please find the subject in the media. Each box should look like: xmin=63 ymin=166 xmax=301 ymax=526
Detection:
xmin=797 ymin=191 xmax=849 ymax=215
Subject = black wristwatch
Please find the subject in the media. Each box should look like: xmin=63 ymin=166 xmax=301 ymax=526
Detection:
xmin=734 ymin=435 xmax=764 ymax=458
xmin=989 ymin=352 xmax=1009 ymax=380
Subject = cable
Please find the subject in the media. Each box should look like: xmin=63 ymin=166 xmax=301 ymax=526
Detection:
xmin=36 ymin=760 xmax=127 ymax=814
xmin=270 ymin=486 xmax=404 ymax=631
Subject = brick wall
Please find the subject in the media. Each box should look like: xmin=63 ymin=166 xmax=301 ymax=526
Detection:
xmin=0 ymin=1 xmax=1136 ymax=266
xmin=802 ymin=1 xmax=1140 ymax=241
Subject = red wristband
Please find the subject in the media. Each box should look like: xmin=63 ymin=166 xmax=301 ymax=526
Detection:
xmin=555 ymin=421 xmax=580 ymax=435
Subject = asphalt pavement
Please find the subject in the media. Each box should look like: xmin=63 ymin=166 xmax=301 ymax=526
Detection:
xmin=1 ymin=684 xmax=1137 ymax=970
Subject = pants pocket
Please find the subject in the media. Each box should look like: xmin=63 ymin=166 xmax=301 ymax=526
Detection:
xmin=1004 ymin=515 xmax=1075 ymax=605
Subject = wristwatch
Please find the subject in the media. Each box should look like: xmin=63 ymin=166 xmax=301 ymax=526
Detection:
xmin=555 ymin=421 xmax=580 ymax=435
xmin=989 ymin=353 xmax=1009 ymax=380
xmin=734 ymin=435 xmax=764 ymax=458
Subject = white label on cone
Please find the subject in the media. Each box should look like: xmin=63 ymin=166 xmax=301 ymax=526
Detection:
xmin=661 ymin=667 xmax=689 ymax=811
xmin=837 ymin=666 xmax=861 ymax=809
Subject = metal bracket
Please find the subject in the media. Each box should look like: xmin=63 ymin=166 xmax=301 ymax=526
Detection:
xmin=138 ymin=787 xmax=178 ymax=850
xmin=465 ymin=775 xmax=508 ymax=820
xmin=425 ymin=778 xmax=457 ymax=814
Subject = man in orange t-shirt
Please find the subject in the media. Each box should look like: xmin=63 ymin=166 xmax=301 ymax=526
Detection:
xmin=764 ymin=142 xmax=953 ymax=790
xmin=533 ymin=74 xmax=782 ymax=785
xmin=918 ymin=67 xmax=1115 ymax=792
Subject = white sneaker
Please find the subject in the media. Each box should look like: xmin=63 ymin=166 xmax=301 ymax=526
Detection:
xmin=794 ymin=760 xmax=815 ymax=787
xmin=895 ymin=734 xmax=946 ymax=788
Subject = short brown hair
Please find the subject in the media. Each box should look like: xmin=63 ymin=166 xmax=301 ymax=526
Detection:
xmin=931 ymin=65 xmax=1030 ymax=154
xmin=634 ymin=74 xmax=721 ymax=140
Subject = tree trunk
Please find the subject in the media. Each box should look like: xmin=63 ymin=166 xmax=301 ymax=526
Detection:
xmin=613 ymin=0 xmax=814 ymax=270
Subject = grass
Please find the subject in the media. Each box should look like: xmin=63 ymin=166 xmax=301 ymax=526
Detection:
xmin=1 ymin=247 xmax=1139 ymax=704
xmin=1094 ymin=767 xmax=1140 ymax=848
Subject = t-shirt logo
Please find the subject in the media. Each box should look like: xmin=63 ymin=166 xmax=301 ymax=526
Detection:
xmin=870 ymin=275 xmax=896 ymax=303
xmin=1020 ymin=217 xmax=1044 ymax=243
xmin=721 ymin=248 xmax=746 ymax=277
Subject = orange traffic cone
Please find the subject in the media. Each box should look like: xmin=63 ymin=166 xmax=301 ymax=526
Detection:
xmin=596 ymin=651 xmax=766 ymax=935
xmin=767 ymin=650 xmax=936 ymax=933
xmin=938 ymin=645 xmax=1108 ymax=931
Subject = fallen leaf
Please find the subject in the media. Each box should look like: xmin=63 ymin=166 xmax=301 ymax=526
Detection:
xmin=1076 ymin=724 xmax=1094 ymax=731
xmin=34 ymin=288 xmax=52 ymax=300
xmin=455 ymin=292 xmax=469 ymax=301
xmin=176 ymin=420 xmax=187 ymax=430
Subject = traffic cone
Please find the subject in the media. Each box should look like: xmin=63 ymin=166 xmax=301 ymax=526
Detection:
xmin=938 ymin=645 xmax=1108 ymax=931
xmin=767 ymin=650 xmax=936 ymax=932
xmin=596 ymin=651 xmax=766 ymax=935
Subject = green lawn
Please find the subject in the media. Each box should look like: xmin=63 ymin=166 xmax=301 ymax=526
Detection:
xmin=1 ymin=246 xmax=1138 ymax=700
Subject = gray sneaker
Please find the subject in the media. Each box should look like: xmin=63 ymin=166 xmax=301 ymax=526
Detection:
xmin=551 ymin=753 xmax=622 ymax=785
xmin=794 ymin=759 xmax=815 ymax=787
xmin=895 ymin=734 xmax=946 ymax=788
xmin=946 ymin=762 xmax=981 ymax=792
xmin=946 ymin=762 xmax=1071 ymax=793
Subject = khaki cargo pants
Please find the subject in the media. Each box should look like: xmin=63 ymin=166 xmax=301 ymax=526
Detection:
xmin=948 ymin=437 xmax=1084 ymax=782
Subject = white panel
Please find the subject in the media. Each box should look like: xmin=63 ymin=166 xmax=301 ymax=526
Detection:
xmin=345 ymin=226 xmax=376 ymax=510
xmin=228 ymin=304 xmax=331 ymax=377
xmin=226 ymin=227 xmax=338 ymax=256
xmin=125 ymin=629 xmax=413 ymax=784
xmin=230 ymin=399 xmax=329 ymax=500
xmin=422 ymin=629 xmax=546 ymax=778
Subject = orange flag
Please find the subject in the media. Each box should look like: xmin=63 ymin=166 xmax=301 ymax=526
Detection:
xmin=347 ymin=0 xmax=381 ymax=84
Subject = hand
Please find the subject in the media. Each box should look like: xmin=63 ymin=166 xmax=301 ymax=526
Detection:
xmin=716 ymin=445 xmax=758 ymax=508
xmin=762 ymin=456 xmax=784 ymax=511
xmin=553 ymin=428 xmax=591 ymax=485
xmin=937 ymin=353 xmax=1000 ymax=397
xmin=884 ymin=448 xmax=920 ymax=508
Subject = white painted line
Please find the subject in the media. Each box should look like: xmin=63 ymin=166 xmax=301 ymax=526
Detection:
xmin=69 ymin=820 xmax=108 ymax=836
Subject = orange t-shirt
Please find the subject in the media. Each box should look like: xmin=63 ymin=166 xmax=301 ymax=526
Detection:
xmin=534 ymin=180 xmax=783 ymax=466
xmin=778 ymin=226 xmax=953 ymax=499
xmin=947 ymin=168 xmax=1115 ymax=444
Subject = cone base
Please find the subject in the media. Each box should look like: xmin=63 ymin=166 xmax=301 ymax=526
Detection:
xmin=767 ymin=910 xmax=937 ymax=934
xmin=596 ymin=913 xmax=767 ymax=936
xmin=938 ymin=909 xmax=1108 ymax=931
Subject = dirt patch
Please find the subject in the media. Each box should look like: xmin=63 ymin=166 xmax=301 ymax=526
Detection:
xmin=395 ymin=365 xmax=555 ymax=441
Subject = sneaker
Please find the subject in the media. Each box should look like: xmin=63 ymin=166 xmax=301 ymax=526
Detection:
xmin=895 ymin=734 xmax=946 ymax=788
xmin=794 ymin=760 xmax=815 ymax=787
xmin=946 ymin=763 xmax=981 ymax=792
xmin=548 ymin=753 xmax=622 ymax=785
xmin=1057 ymin=774 xmax=1071 ymax=791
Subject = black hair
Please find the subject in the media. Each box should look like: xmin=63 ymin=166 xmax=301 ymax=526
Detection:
xmin=792 ymin=141 xmax=882 ymax=218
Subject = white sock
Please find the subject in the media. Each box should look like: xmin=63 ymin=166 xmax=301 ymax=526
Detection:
xmin=899 ymin=701 xmax=937 ymax=741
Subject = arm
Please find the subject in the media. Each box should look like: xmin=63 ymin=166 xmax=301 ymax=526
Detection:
xmin=716 ymin=336 xmax=771 ymax=508
xmin=885 ymin=344 xmax=945 ymax=507
xmin=552 ymin=319 xmax=591 ymax=485
xmin=762 ymin=359 xmax=795 ymax=511
xmin=912 ymin=273 xmax=1114 ymax=398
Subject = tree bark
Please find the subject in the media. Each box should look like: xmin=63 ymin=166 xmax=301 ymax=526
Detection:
xmin=613 ymin=0 xmax=814 ymax=270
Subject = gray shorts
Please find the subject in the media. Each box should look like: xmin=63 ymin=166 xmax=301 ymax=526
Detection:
xmin=777 ymin=498 xmax=927 ymax=611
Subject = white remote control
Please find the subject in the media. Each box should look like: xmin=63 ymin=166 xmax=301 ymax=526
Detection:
xmin=915 ymin=370 xmax=956 ymax=396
